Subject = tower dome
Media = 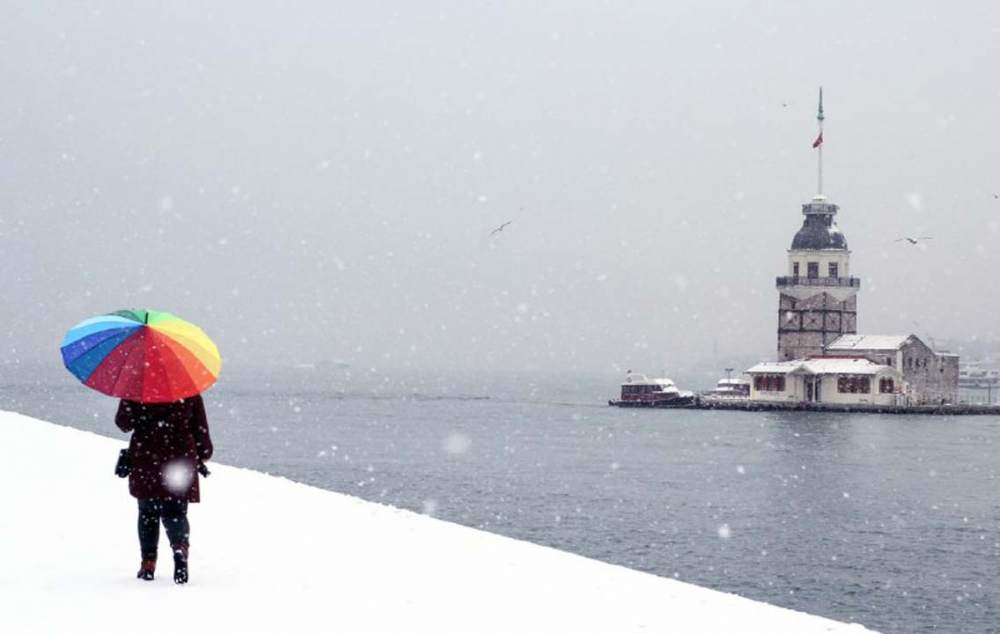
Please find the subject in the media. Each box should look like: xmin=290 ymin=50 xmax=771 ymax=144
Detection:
xmin=790 ymin=198 xmax=848 ymax=250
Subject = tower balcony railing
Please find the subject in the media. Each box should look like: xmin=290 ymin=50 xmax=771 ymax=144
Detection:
xmin=776 ymin=276 xmax=861 ymax=289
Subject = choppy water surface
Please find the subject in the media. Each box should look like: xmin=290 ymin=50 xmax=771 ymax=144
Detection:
xmin=4 ymin=363 xmax=998 ymax=633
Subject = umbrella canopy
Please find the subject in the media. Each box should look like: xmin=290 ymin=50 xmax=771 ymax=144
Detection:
xmin=61 ymin=309 xmax=221 ymax=403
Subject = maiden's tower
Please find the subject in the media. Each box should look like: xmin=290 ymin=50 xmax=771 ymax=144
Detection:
xmin=775 ymin=89 xmax=860 ymax=361
xmin=745 ymin=89 xmax=959 ymax=406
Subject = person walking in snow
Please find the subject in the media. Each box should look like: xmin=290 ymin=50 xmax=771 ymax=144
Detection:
xmin=116 ymin=394 xmax=214 ymax=584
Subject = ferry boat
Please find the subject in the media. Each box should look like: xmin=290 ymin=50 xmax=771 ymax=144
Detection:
xmin=958 ymin=362 xmax=1000 ymax=405
xmin=608 ymin=372 xmax=695 ymax=407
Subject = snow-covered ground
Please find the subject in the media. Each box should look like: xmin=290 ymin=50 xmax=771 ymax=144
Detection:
xmin=0 ymin=413 xmax=875 ymax=633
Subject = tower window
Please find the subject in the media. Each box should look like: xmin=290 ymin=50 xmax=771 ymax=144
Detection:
xmin=807 ymin=262 xmax=819 ymax=279
xmin=793 ymin=263 xmax=800 ymax=277
xmin=828 ymin=262 xmax=838 ymax=278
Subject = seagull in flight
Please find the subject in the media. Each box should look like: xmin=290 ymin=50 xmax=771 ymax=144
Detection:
xmin=895 ymin=236 xmax=933 ymax=244
xmin=489 ymin=220 xmax=513 ymax=237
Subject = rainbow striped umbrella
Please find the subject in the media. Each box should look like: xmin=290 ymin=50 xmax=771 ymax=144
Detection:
xmin=61 ymin=309 xmax=221 ymax=403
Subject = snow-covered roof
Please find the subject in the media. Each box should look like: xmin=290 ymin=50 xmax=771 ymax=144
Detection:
xmin=826 ymin=334 xmax=912 ymax=351
xmin=747 ymin=357 xmax=900 ymax=377
xmin=622 ymin=374 xmax=677 ymax=387
xmin=716 ymin=378 xmax=750 ymax=386
xmin=797 ymin=357 xmax=897 ymax=376
xmin=745 ymin=361 xmax=802 ymax=374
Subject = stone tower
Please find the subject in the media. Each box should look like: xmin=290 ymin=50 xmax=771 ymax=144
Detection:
xmin=775 ymin=88 xmax=861 ymax=361
xmin=776 ymin=195 xmax=860 ymax=360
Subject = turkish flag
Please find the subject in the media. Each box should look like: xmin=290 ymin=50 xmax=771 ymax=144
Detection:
xmin=812 ymin=132 xmax=823 ymax=148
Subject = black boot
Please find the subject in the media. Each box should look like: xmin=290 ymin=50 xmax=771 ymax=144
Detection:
xmin=172 ymin=544 xmax=189 ymax=585
xmin=137 ymin=556 xmax=156 ymax=581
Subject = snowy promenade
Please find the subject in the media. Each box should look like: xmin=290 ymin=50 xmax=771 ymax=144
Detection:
xmin=0 ymin=413 xmax=875 ymax=633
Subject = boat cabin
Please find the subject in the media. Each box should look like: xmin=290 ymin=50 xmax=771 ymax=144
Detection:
xmin=618 ymin=374 xmax=688 ymax=404
xmin=710 ymin=378 xmax=750 ymax=398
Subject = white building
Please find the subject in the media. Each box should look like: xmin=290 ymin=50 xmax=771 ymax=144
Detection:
xmin=746 ymin=357 xmax=904 ymax=406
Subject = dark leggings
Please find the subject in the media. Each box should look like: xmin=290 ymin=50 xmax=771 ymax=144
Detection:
xmin=138 ymin=499 xmax=189 ymax=560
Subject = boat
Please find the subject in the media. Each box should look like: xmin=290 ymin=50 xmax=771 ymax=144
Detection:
xmin=704 ymin=377 xmax=751 ymax=400
xmin=958 ymin=362 xmax=1000 ymax=405
xmin=608 ymin=372 xmax=695 ymax=407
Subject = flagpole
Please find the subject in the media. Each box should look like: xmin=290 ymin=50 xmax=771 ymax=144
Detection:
xmin=817 ymin=87 xmax=824 ymax=197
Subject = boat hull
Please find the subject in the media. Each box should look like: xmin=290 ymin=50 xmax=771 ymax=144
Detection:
xmin=608 ymin=395 xmax=696 ymax=408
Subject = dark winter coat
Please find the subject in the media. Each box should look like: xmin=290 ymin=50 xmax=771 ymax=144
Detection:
xmin=115 ymin=395 xmax=213 ymax=503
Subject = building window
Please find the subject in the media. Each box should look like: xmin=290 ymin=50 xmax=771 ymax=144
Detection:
xmin=828 ymin=262 xmax=838 ymax=278
xmin=879 ymin=378 xmax=895 ymax=393
xmin=793 ymin=263 xmax=800 ymax=277
xmin=838 ymin=376 xmax=871 ymax=393
xmin=754 ymin=375 xmax=785 ymax=392
xmin=807 ymin=262 xmax=819 ymax=279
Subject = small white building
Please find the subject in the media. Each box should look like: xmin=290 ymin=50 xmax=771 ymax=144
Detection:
xmin=746 ymin=357 xmax=904 ymax=406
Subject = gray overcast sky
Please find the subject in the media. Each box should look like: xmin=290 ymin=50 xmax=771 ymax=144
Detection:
xmin=2 ymin=1 xmax=999 ymax=373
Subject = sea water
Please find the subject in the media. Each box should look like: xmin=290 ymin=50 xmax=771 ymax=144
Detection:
xmin=3 ymin=362 xmax=997 ymax=633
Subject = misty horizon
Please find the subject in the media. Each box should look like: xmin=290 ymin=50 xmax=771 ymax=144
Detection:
xmin=3 ymin=1 xmax=999 ymax=374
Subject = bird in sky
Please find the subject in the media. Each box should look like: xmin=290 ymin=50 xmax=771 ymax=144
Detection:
xmin=895 ymin=236 xmax=933 ymax=244
xmin=781 ymin=102 xmax=788 ymax=108
xmin=489 ymin=220 xmax=513 ymax=237
xmin=993 ymin=193 xmax=998 ymax=199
